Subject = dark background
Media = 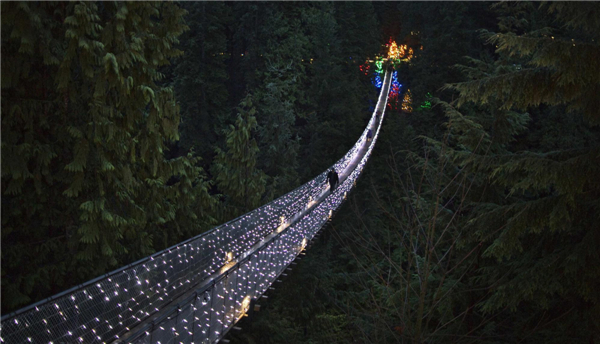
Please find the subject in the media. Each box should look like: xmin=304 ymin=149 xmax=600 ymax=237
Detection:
xmin=2 ymin=2 xmax=598 ymax=342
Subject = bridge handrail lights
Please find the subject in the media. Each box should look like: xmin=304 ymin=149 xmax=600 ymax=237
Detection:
xmin=0 ymin=71 xmax=392 ymax=344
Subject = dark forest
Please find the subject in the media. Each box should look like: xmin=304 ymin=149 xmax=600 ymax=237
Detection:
xmin=1 ymin=2 xmax=599 ymax=343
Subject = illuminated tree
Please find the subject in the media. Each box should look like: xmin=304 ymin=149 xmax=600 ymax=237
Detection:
xmin=388 ymin=41 xmax=400 ymax=59
xmin=401 ymin=89 xmax=413 ymax=113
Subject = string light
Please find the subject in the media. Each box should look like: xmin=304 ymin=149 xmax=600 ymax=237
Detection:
xmin=387 ymin=71 xmax=402 ymax=109
xmin=419 ymin=92 xmax=433 ymax=110
xmin=373 ymin=74 xmax=383 ymax=89
xmin=359 ymin=63 xmax=371 ymax=76
xmin=388 ymin=39 xmax=414 ymax=61
xmin=402 ymin=89 xmax=413 ymax=113
xmin=1 ymin=71 xmax=394 ymax=344
xmin=375 ymin=59 xmax=384 ymax=74
xmin=388 ymin=41 xmax=400 ymax=59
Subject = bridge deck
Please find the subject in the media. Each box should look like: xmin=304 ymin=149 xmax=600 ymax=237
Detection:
xmin=1 ymin=71 xmax=392 ymax=344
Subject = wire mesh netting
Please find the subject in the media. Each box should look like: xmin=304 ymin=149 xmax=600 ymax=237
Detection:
xmin=1 ymin=71 xmax=392 ymax=344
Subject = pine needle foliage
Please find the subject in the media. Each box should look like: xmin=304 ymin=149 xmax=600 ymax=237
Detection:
xmin=447 ymin=2 xmax=600 ymax=125
xmin=225 ymin=3 xmax=599 ymax=343
xmin=212 ymin=94 xmax=267 ymax=220
xmin=172 ymin=1 xmax=231 ymax=164
xmin=427 ymin=2 xmax=600 ymax=341
xmin=1 ymin=2 xmax=216 ymax=313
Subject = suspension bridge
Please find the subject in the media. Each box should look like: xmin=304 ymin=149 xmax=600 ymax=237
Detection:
xmin=1 ymin=70 xmax=393 ymax=344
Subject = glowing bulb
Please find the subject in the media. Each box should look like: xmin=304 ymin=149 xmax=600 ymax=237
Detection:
xmin=0 ymin=70 xmax=393 ymax=344
xmin=388 ymin=41 xmax=400 ymax=59
xmin=402 ymin=89 xmax=413 ymax=113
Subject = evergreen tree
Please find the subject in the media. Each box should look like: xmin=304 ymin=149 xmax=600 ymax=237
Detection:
xmin=395 ymin=2 xmax=496 ymax=139
xmin=335 ymin=2 xmax=380 ymax=63
xmin=298 ymin=2 xmax=380 ymax=179
xmin=1 ymin=1 xmax=216 ymax=313
xmin=429 ymin=2 xmax=600 ymax=341
xmin=232 ymin=3 xmax=599 ymax=343
xmin=252 ymin=3 xmax=310 ymax=197
xmin=225 ymin=2 xmax=305 ymax=198
xmin=212 ymin=94 xmax=267 ymax=219
xmin=172 ymin=1 xmax=231 ymax=165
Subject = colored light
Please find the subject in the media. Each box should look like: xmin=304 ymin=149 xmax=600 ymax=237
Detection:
xmin=373 ymin=74 xmax=383 ymax=89
xmin=2 ymin=72 xmax=396 ymax=344
xmin=402 ymin=89 xmax=413 ymax=113
xmin=388 ymin=41 xmax=400 ymax=59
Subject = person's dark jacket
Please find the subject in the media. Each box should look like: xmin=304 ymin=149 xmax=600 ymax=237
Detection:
xmin=327 ymin=169 xmax=339 ymax=189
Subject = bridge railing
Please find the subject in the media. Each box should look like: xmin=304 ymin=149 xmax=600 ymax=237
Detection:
xmin=0 ymin=71 xmax=391 ymax=344
xmin=130 ymin=168 xmax=355 ymax=344
xmin=125 ymin=70 xmax=391 ymax=344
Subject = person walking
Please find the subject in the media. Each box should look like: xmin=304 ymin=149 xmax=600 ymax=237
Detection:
xmin=327 ymin=169 xmax=339 ymax=194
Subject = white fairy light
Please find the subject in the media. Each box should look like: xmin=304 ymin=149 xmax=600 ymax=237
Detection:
xmin=1 ymin=71 xmax=392 ymax=344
